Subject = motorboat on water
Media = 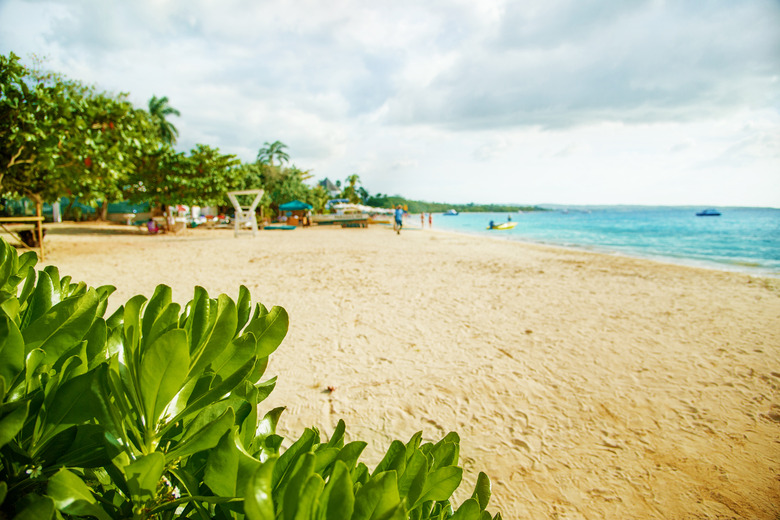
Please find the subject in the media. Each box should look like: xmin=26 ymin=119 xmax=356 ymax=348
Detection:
xmin=488 ymin=221 xmax=517 ymax=230
xmin=444 ymin=209 xmax=459 ymax=216
xmin=696 ymin=208 xmax=721 ymax=217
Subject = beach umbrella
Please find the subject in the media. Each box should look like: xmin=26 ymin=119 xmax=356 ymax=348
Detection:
xmin=279 ymin=200 xmax=313 ymax=211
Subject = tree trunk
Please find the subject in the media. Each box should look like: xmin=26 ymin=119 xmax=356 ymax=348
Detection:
xmin=97 ymin=200 xmax=109 ymax=221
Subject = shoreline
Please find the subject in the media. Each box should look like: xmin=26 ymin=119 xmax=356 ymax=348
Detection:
xmin=436 ymin=225 xmax=780 ymax=278
xmin=406 ymin=218 xmax=780 ymax=280
xmin=420 ymin=208 xmax=780 ymax=278
xmin=29 ymin=223 xmax=780 ymax=518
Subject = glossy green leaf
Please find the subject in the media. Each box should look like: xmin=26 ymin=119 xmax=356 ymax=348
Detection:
xmin=335 ymin=441 xmax=368 ymax=472
xmin=43 ymin=266 xmax=61 ymax=299
xmin=22 ymin=290 xmax=99 ymax=365
xmin=34 ymin=368 xmax=103 ymax=450
xmin=327 ymin=419 xmax=346 ymax=449
xmin=84 ymin=318 xmax=107 ymax=368
xmin=47 ymin=468 xmax=111 ymax=520
xmin=17 ymin=266 xmax=37 ymax=311
xmin=245 ymin=306 xmax=288 ymax=359
xmin=209 ymin=332 xmax=256 ymax=383
xmin=244 ymin=457 xmax=276 ymax=520
xmin=256 ymin=406 xmax=285 ymax=439
xmin=430 ymin=433 xmax=460 ymax=469
xmin=11 ymin=494 xmax=55 ymax=520
xmin=296 ymin=474 xmax=325 ymax=520
xmin=47 ymin=424 xmax=110 ymax=468
xmin=125 ymin=452 xmax=165 ymax=503
xmin=22 ymin=270 xmax=54 ymax=329
xmin=141 ymin=285 xmax=172 ymax=340
xmin=166 ymin=407 xmax=234 ymax=463
xmin=471 ymin=472 xmax=491 ymax=510
xmin=0 ymin=313 xmax=24 ymax=384
xmin=352 ymin=470 xmax=402 ymax=520
xmin=185 ymin=286 xmax=215 ymax=353
xmin=272 ymin=428 xmax=317 ymax=493
xmin=433 ymin=442 xmax=458 ymax=469
xmin=313 ymin=447 xmax=339 ymax=475
xmin=123 ymin=294 xmax=148 ymax=356
xmin=450 ymin=498 xmax=481 ymax=520
xmin=372 ymin=440 xmax=406 ymax=477
xmin=204 ymin=428 xmax=262 ymax=497
xmin=94 ymin=285 xmax=116 ymax=318
xmin=138 ymin=328 xmax=188 ymax=428
xmin=24 ymin=348 xmax=45 ymax=394
xmin=0 ymin=242 xmax=16 ymax=290
xmin=319 ymin=460 xmax=354 ymax=520
xmin=235 ymin=285 xmax=252 ymax=337
xmin=405 ymin=431 xmax=423 ymax=457
xmin=174 ymin=356 xmax=256 ymax=424
xmin=414 ymin=466 xmax=462 ymax=506
xmin=144 ymin=302 xmax=182 ymax=350
xmin=398 ymin=449 xmax=427 ymax=502
xmin=282 ymin=452 xmax=315 ymax=520
xmin=0 ymin=400 xmax=28 ymax=448
xmin=188 ymin=294 xmax=237 ymax=379
xmin=0 ymin=292 xmax=20 ymax=324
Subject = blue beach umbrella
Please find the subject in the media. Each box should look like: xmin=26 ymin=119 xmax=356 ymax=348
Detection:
xmin=278 ymin=200 xmax=313 ymax=211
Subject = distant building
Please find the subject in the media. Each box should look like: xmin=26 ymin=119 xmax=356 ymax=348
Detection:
xmin=319 ymin=178 xmax=341 ymax=198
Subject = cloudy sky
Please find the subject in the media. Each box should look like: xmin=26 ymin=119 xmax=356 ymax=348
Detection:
xmin=1 ymin=0 xmax=778 ymax=206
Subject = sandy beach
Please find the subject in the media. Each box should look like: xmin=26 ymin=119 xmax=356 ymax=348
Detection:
xmin=32 ymin=222 xmax=780 ymax=519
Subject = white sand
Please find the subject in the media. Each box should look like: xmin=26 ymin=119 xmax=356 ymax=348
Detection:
xmin=40 ymin=222 xmax=780 ymax=519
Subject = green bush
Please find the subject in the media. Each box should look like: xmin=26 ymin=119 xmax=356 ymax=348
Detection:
xmin=0 ymin=238 xmax=500 ymax=519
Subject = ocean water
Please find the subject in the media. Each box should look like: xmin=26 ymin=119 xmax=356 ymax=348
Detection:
xmin=430 ymin=207 xmax=780 ymax=276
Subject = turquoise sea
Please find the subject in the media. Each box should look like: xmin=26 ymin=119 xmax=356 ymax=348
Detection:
xmin=430 ymin=207 xmax=780 ymax=277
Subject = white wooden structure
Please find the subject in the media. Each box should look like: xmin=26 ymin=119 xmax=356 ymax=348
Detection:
xmin=227 ymin=189 xmax=264 ymax=237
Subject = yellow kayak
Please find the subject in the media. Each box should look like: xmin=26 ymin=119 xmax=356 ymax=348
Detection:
xmin=487 ymin=221 xmax=517 ymax=230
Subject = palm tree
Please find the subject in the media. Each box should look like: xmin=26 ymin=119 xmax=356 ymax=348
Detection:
xmin=342 ymin=173 xmax=362 ymax=203
xmin=256 ymin=140 xmax=290 ymax=167
xmin=148 ymin=95 xmax=181 ymax=145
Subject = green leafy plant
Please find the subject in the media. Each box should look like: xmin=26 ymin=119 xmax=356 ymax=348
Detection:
xmin=0 ymin=238 xmax=500 ymax=519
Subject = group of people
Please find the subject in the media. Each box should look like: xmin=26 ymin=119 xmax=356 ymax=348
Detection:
xmin=393 ymin=206 xmax=434 ymax=235
xmin=420 ymin=212 xmax=433 ymax=228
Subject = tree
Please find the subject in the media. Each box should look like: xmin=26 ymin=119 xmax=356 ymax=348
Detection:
xmin=256 ymin=140 xmax=289 ymax=167
xmin=1 ymin=53 xmax=160 ymax=220
xmin=0 ymin=54 xmax=90 ymax=218
xmin=125 ymin=144 xmax=241 ymax=210
xmin=148 ymin=95 xmax=180 ymax=145
xmin=62 ymin=89 xmax=157 ymax=219
xmin=341 ymin=173 xmax=362 ymax=203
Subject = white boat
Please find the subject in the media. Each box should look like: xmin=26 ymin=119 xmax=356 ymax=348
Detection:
xmin=444 ymin=209 xmax=458 ymax=216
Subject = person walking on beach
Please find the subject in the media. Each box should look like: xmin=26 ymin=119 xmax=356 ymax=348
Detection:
xmin=394 ymin=205 xmax=404 ymax=234
xmin=420 ymin=213 xmax=425 ymax=228
xmin=428 ymin=213 xmax=433 ymax=227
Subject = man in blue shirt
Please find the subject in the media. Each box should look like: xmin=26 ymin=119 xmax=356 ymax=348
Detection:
xmin=394 ymin=205 xmax=404 ymax=234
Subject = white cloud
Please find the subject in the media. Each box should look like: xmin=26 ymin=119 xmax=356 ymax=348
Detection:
xmin=0 ymin=0 xmax=778 ymax=206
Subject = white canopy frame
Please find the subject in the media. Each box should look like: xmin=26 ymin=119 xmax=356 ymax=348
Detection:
xmin=227 ymin=189 xmax=264 ymax=237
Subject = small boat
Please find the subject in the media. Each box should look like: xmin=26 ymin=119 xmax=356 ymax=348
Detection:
xmin=444 ymin=209 xmax=458 ymax=216
xmin=696 ymin=209 xmax=721 ymax=217
xmin=487 ymin=221 xmax=517 ymax=230
xmin=264 ymin=224 xmax=296 ymax=230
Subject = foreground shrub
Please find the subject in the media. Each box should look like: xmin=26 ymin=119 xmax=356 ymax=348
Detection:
xmin=0 ymin=238 xmax=500 ymax=519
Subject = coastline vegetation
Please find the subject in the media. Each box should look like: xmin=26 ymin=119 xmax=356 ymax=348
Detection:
xmin=363 ymin=196 xmax=546 ymax=214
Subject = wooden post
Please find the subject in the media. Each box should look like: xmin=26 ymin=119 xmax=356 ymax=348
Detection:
xmin=35 ymin=201 xmax=44 ymax=260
